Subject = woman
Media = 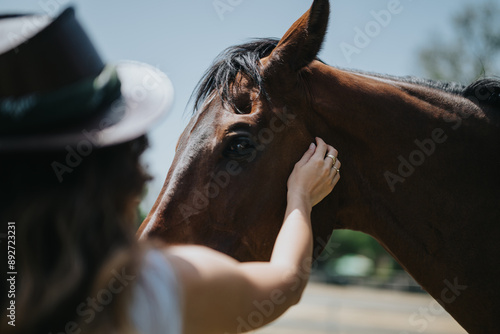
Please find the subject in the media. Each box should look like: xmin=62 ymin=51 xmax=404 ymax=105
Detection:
xmin=0 ymin=7 xmax=341 ymax=334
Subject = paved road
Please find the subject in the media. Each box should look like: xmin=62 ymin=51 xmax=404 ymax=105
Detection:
xmin=252 ymin=282 xmax=466 ymax=334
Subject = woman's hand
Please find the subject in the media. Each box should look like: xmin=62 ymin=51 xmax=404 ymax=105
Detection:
xmin=287 ymin=137 xmax=341 ymax=208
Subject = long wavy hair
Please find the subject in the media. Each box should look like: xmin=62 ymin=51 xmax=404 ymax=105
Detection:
xmin=0 ymin=135 xmax=150 ymax=334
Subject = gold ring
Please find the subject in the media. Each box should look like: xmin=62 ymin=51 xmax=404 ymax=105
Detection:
xmin=333 ymin=166 xmax=340 ymax=174
xmin=326 ymin=154 xmax=337 ymax=164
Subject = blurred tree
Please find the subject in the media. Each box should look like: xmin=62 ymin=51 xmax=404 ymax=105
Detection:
xmin=328 ymin=230 xmax=385 ymax=260
xmin=317 ymin=230 xmax=402 ymax=279
xmin=418 ymin=1 xmax=500 ymax=83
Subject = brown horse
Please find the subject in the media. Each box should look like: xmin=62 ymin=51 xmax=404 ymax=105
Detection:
xmin=139 ymin=0 xmax=500 ymax=332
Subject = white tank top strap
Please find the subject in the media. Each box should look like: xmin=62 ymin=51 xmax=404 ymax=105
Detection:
xmin=129 ymin=248 xmax=182 ymax=334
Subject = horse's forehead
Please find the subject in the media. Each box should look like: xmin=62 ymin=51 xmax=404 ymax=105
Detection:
xmin=180 ymin=99 xmax=230 ymax=147
xmin=182 ymin=77 xmax=277 ymax=149
xmin=186 ymin=106 xmax=221 ymax=139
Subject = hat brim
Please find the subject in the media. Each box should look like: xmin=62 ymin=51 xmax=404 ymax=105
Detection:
xmin=0 ymin=60 xmax=174 ymax=151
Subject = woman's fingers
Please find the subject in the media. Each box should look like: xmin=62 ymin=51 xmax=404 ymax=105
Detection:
xmin=312 ymin=137 xmax=328 ymax=161
xmin=325 ymin=145 xmax=338 ymax=166
xmin=329 ymin=159 xmax=341 ymax=182
xmin=328 ymin=152 xmax=341 ymax=175
xmin=331 ymin=170 xmax=341 ymax=187
xmin=297 ymin=142 xmax=317 ymax=165
xmin=288 ymin=137 xmax=341 ymax=207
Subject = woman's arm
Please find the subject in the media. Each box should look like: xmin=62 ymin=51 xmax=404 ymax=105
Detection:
xmin=164 ymin=138 xmax=341 ymax=334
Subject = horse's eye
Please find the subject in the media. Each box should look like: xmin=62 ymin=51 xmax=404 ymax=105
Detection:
xmin=224 ymin=137 xmax=255 ymax=158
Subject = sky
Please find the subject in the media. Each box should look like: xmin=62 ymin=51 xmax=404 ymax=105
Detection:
xmin=0 ymin=0 xmax=492 ymax=211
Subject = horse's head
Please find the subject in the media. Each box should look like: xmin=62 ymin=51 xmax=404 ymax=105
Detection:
xmin=138 ymin=0 xmax=338 ymax=261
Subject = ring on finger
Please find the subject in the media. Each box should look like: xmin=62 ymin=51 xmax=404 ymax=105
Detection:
xmin=332 ymin=166 xmax=340 ymax=174
xmin=326 ymin=154 xmax=337 ymax=165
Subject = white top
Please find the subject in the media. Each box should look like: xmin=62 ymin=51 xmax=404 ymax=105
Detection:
xmin=129 ymin=249 xmax=182 ymax=334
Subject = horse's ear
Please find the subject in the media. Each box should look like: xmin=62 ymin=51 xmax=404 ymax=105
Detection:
xmin=264 ymin=0 xmax=329 ymax=75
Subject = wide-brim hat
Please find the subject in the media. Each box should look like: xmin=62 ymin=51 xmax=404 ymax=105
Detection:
xmin=0 ymin=7 xmax=174 ymax=151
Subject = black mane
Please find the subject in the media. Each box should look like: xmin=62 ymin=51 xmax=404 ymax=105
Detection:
xmin=192 ymin=38 xmax=279 ymax=113
xmin=192 ymin=38 xmax=500 ymax=113
xmin=349 ymin=70 xmax=467 ymax=95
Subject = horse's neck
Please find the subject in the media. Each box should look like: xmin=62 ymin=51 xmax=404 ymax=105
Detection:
xmin=312 ymin=66 xmax=482 ymax=147
xmin=309 ymin=64 xmax=500 ymax=331
xmin=310 ymin=66 xmax=493 ymax=220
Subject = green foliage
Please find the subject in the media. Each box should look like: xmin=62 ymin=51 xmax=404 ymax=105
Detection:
xmin=328 ymin=230 xmax=385 ymax=260
xmin=318 ymin=230 xmax=402 ymax=278
xmin=136 ymin=208 xmax=148 ymax=230
xmin=418 ymin=1 xmax=500 ymax=83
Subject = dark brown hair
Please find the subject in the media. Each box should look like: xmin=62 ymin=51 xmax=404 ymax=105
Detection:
xmin=0 ymin=136 xmax=150 ymax=334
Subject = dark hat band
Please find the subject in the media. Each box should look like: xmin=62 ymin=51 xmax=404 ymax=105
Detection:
xmin=0 ymin=65 xmax=121 ymax=134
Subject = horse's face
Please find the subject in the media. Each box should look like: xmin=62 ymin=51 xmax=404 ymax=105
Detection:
xmin=138 ymin=0 xmax=332 ymax=261
xmin=140 ymin=75 xmax=314 ymax=260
